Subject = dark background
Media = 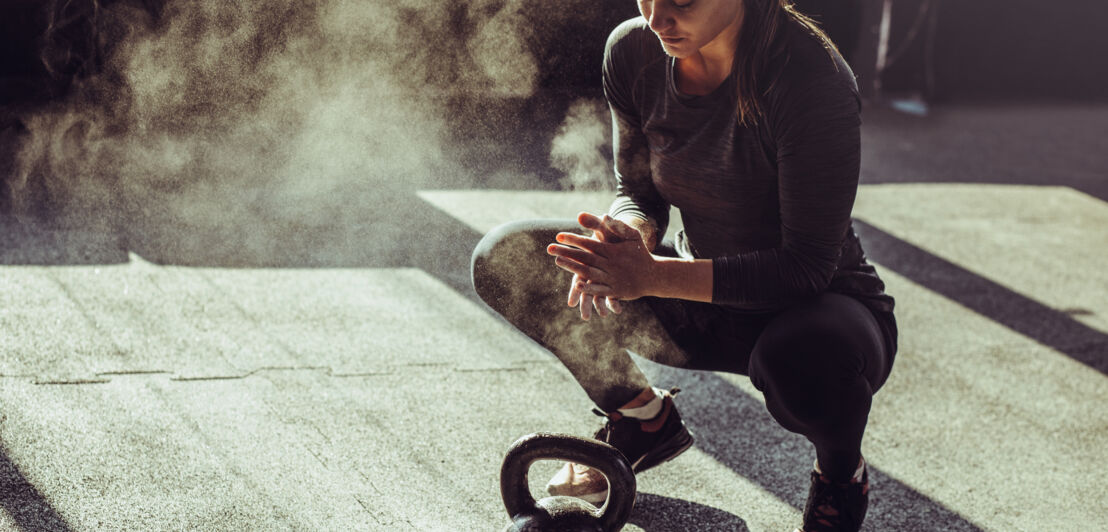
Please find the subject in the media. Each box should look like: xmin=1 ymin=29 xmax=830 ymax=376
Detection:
xmin=2 ymin=0 xmax=1106 ymax=223
xmin=4 ymin=0 xmax=1107 ymax=106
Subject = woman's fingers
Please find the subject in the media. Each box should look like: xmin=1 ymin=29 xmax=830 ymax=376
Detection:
xmin=553 ymin=256 xmax=589 ymax=277
xmin=577 ymin=281 xmax=613 ymax=297
xmin=567 ymin=274 xmax=584 ymax=308
xmin=553 ymin=256 xmax=608 ymax=282
xmin=569 ymin=279 xmax=621 ymax=320
xmin=553 ymin=234 xmax=623 ymax=320
xmin=592 ymin=293 xmax=609 ymax=317
xmin=579 ymin=212 xmax=642 ymax=244
xmin=554 ymin=233 xmax=607 ymax=255
xmin=600 ymin=215 xmax=642 ymax=242
xmin=579 ymin=212 xmax=626 ymax=243
xmin=577 ymin=212 xmax=605 ymax=231
xmin=606 ymin=297 xmax=622 ymax=314
xmin=548 ymin=243 xmax=604 ymax=268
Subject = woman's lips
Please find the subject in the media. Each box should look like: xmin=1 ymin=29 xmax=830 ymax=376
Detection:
xmin=658 ymin=34 xmax=685 ymax=44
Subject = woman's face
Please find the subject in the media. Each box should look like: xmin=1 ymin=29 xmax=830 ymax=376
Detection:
xmin=637 ymin=0 xmax=744 ymax=58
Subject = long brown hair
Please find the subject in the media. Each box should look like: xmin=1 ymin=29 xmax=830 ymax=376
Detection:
xmin=733 ymin=0 xmax=839 ymax=126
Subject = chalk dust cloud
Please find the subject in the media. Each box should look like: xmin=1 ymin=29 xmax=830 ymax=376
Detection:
xmin=550 ymin=98 xmax=613 ymax=191
xmin=4 ymin=0 xmax=620 ymax=267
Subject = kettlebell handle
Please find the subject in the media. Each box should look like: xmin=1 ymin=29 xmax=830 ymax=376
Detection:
xmin=500 ymin=432 xmax=636 ymax=532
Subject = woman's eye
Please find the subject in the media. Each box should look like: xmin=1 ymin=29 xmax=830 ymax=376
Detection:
xmin=673 ymin=0 xmax=694 ymax=9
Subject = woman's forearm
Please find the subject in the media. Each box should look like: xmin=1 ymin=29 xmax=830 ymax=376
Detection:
xmin=648 ymin=256 xmax=714 ymax=303
xmin=616 ymin=215 xmax=712 ymax=302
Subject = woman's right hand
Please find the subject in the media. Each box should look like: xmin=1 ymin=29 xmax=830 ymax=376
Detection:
xmin=568 ymin=273 xmax=620 ymax=320
xmin=565 ymin=213 xmax=655 ymax=320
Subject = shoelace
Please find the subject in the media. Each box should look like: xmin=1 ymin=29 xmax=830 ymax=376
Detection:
xmin=810 ymin=482 xmax=845 ymax=529
xmin=804 ymin=474 xmax=867 ymax=531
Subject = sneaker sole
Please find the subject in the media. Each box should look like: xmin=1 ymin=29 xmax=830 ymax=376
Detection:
xmin=569 ymin=489 xmax=609 ymax=506
xmin=546 ymin=427 xmax=694 ymax=506
xmin=545 ymin=483 xmax=609 ymax=506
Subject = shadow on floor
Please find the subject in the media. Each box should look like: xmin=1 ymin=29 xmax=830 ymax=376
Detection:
xmin=628 ymin=492 xmax=749 ymax=531
xmin=855 ymin=220 xmax=1108 ymax=375
xmin=0 ymin=441 xmax=72 ymax=532
xmin=0 ymin=185 xmax=484 ymax=298
xmin=641 ymin=366 xmax=986 ymax=532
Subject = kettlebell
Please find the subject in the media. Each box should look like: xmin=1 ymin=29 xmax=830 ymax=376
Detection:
xmin=500 ymin=432 xmax=636 ymax=532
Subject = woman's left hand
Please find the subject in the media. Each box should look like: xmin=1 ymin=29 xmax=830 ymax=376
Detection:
xmin=546 ymin=215 xmax=659 ymax=301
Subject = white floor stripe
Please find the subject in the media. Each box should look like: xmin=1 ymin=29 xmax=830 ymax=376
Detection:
xmin=853 ymin=184 xmax=1108 ymax=334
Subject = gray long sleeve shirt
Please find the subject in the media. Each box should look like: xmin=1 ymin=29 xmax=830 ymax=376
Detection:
xmin=603 ymin=17 xmax=894 ymax=313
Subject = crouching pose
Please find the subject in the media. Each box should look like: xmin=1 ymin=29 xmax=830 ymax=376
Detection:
xmin=473 ymin=1 xmax=897 ymax=530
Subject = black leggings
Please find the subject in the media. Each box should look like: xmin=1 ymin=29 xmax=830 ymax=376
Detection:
xmin=471 ymin=219 xmax=897 ymax=481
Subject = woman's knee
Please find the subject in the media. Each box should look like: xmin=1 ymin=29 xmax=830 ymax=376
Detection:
xmin=748 ymin=300 xmax=878 ymax=431
xmin=471 ymin=219 xmax=572 ymax=313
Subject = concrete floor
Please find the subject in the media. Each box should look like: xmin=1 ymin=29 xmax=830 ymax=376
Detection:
xmin=1 ymin=102 xmax=1106 ymax=531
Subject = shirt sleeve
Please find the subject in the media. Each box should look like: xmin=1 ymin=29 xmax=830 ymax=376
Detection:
xmin=711 ymin=72 xmax=862 ymax=306
xmin=602 ymin=22 xmax=670 ymax=240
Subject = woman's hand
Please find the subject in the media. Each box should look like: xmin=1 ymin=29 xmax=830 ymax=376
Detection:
xmin=548 ymin=213 xmax=660 ymax=304
xmin=561 ymin=213 xmax=635 ymax=320
xmin=566 ymin=272 xmax=621 ymax=320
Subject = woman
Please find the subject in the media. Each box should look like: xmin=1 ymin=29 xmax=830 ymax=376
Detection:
xmin=472 ymin=1 xmax=896 ymax=530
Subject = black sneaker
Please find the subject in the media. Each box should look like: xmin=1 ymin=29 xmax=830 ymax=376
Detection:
xmin=592 ymin=387 xmax=695 ymax=473
xmin=797 ymin=462 xmax=870 ymax=532
xmin=546 ymin=387 xmax=694 ymax=503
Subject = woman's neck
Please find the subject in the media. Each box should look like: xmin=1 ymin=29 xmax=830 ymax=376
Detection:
xmin=675 ymin=5 xmax=745 ymax=96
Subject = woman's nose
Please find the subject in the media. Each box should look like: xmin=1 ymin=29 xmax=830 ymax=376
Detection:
xmin=646 ymin=2 xmax=674 ymax=33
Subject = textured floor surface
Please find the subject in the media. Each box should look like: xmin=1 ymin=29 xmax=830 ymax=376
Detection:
xmin=1 ymin=103 xmax=1106 ymax=531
